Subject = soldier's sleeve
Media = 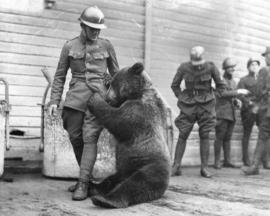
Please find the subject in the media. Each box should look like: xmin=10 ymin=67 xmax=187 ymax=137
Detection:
xmin=255 ymin=68 xmax=268 ymax=102
xmin=106 ymin=40 xmax=119 ymax=77
xmin=171 ymin=64 xmax=183 ymax=98
xmin=237 ymin=78 xmax=249 ymax=104
xmin=50 ymin=41 xmax=70 ymax=105
xmin=211 ymin=63 xmax=237 ymax=98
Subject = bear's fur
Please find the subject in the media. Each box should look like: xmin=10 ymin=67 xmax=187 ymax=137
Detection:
xmin=87 ymin=62 xmax=171 ymax=208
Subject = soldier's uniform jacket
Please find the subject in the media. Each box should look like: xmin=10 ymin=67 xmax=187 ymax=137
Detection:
xmin=215 ymin=75 xmax=238 ymax=121
xmin=255 ymin=66 xmax=270 ymax=116
xmin=50 ymin=33 xmax=119 ymax=112
xmin=237 ymin=74 xmax=257 ymax=111
xmin=171 ymin=61 xmax=226 ymax=115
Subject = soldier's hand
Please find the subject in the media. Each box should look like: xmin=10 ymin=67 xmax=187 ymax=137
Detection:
xmin=252 ymin=105 xmax=259 ymax=114
xmin=237 ymin=89 xmax=250 ymax=95
xmin=233 ymin=98 xmax=242 ymax=109
xmin=48 ymin=104 xmax=58 ymax=117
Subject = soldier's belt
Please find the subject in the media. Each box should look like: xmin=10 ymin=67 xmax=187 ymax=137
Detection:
xmin=186 ymin=89 xmax=211 ymax=96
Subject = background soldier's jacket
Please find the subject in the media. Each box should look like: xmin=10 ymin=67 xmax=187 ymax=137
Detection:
xmin=50 ymin=33 xmax=119 ymax=112
xmin=171 ymin=61 xmax=226 ymax=115
xmin=215 ymin=76 xmax=238 ymax=121
xmin=237 ymin=74 xmax=257 ymax=111
xmin=255 ymin=66 xmax=270 ymax=116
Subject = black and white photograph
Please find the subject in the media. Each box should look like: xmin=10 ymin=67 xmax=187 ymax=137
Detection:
xmin=0 ymin=0 xmax=270 ymax=215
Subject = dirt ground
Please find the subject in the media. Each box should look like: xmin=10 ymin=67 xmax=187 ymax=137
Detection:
xmin=1 ymin=167 xmax=270 ymax=216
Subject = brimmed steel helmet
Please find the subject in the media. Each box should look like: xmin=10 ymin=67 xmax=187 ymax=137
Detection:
xmin=79 ymin=6 xmax=106 ymax=29
xmin=222 ymin=57 xmax=237 ymax=70
xmin=190 ymin=46 xmax=205 ymax=66
xmin=247 ymin=57 xmax=260 ymax=68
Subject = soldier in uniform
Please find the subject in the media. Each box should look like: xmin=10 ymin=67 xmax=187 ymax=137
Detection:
xmin=243 ymin=47 xmax=270 ymax=175
xmin=49 ymin=6 xmax=119 ymax=200
xmin=214 ymin=58 xmax=249 ymax=169
xmin=171 ymin=46 xmax=227 ymax=178
xmin=237 ymin=58 xmax=262 ymax=166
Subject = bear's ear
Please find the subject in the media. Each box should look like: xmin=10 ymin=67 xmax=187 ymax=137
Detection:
xmin=128 ymin=62 xmax=144 ymax=75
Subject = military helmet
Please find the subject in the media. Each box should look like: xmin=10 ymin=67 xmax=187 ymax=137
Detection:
xmin=190 ymin=46 xmax=205 ymax=66
xmin=79 ymin=6 xmax=106 ymax=29
xmin=247 ymin=57 xmax=260 ymax=68
xmin=222 ymin=57 xmax=237 ymax=70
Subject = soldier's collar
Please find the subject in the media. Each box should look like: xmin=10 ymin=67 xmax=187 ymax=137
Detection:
xmin=79 ymin=32 xmax=87 ymax=44
xmin=190 ymin=61 xmax=206 ymax=71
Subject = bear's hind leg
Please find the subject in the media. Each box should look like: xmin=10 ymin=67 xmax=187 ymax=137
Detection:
xmin=91 ymin=162 xmax=169 ymax=208
xmin=89 ymin=172 xmax=124 ymax=197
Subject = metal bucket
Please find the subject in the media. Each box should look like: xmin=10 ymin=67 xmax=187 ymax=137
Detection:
xmin=42 ymin=107 xmax=116 ymax=179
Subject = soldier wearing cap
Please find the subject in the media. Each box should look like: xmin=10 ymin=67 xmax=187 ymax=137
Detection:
xmin=213 ymin=58 xmax=249 ymax=169
xmin=171 ymin=46 xmax=227 ymax=178
xmin=243 ymin=47 xmax=270 ymax=175
xmin=237 ymin=57 xmax=266 ymax=166
xmin=49 ymin=6 xmax=119 ymax=200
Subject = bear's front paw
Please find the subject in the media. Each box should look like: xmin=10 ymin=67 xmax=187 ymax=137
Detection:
xmin=91 ymin=195 xmax=128 ymax=208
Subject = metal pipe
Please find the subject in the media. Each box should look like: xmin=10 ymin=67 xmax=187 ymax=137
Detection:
xmin=0 ymin=78 xmax=11 ymax=151
xmin=39 ymin=67 xmax=52 ymax=152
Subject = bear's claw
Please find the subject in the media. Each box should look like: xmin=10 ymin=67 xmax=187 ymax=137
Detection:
xmin=91 ymin=195 xmax=128 ymax=208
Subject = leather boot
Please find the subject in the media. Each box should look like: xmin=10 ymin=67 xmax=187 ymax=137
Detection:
xmin=68 ymin=145 xmax=83 ymax=192
xmin=214 ymin=139 xmax=222 ymax=169
xmin=262 ymin=139 xmax=270 ymax=169
xmin=223 ymin=140 xmax=236 ymax=168
xmin=171 ymin=137 xmax=186 ymax=176
xmin=79 ymin=144 xmax=97 ymax=183
xmin=72 ymin=181 xmax=89 ymax=201
xmin=200 ymin=138 xmax=212 ymax=178
xmin=242 ymin=130 xmax=251 ymax=166
xmin=243 ymin=139 xmax=264 ymax=175
xmin=72 ymin=144 xmax=97 ymax=200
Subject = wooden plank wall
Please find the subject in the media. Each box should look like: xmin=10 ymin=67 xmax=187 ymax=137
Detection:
xmin=0 ymin=0 xmax=145 ymax=137
xmin=150 ymin=0 xmax=268 ymax=165
xmin=0 ymin=0 xmax=268 ymax=164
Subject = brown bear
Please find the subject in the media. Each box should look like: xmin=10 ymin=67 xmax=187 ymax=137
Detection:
xmin=87 ymin=62 xmax=171 ymax=208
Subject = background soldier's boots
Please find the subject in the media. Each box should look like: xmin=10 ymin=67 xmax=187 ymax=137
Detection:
xmin=262 ymin=139 xmax=270 ymax=169
xmin=200 ymin=139 xmax=212 ymax=178
xmin=243 ymin=139 xmax=264 ymax=175
xmin=242 ymin=136 xmax=251 ymax=166
xmin=214 ymin=139 xmax=222 ymax=169
xmin=242 ymin=165 xmax=259 ymax=175
xmin=72 ymin=181 xmax=89 ymax=201
xmin=263 ymin=161 xmax=270 ymax=169
xmin=171 ymin=138 xmax=187 ymax=176
xmin=223 ymin=141 xmax=236 ymax=168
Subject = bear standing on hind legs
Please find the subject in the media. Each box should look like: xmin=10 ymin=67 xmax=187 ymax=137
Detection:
xmin=86 ymin=62 xmax=171 ymax=208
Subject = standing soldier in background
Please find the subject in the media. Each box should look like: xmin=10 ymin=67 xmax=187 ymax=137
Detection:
xmin=49 ymin=6 xmax=119 ymax=200
xmin=243 ymin=47 xmax=270 ymax=175
xmin=237 ymin=58 xmax=265 ymax=166
xmin=171 ymin=46 xmax=227 ymax=178
xmin=214 ymin=58 xmax=249 ymax=169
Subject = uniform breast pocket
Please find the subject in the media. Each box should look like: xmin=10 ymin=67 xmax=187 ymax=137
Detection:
xmin=200 ymin=73 xmax=211 ymax=81
xmin=92 ymin=51 xmax=109 ymax=61
xmin=69 ymin=51 xmax=84 ymax=60
xmin=68 ymin=51 xmax=85 ymax=71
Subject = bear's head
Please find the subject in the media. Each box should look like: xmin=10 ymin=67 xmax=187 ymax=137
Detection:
xmin=106 ymin=62 xmax=150 ymax=106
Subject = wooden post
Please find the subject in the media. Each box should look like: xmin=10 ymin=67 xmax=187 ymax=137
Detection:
xmin=144 ymin=0 xmax=153 ymax=73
